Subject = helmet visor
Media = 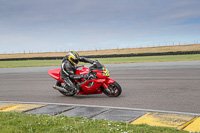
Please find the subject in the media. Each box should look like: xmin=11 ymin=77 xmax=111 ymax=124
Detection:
xmin=71 ymin=58 xmax=79 ymax=64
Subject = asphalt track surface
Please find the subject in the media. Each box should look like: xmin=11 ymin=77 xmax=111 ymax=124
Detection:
xmin=1 ymin=61 xmax=200 ymax=114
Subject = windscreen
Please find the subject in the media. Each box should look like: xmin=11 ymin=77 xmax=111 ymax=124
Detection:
xmin=94 ymin=60 xmax=104 ymax=68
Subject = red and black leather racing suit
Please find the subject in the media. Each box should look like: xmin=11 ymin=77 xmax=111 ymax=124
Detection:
xmin=60 ymin=56 xmax=94 ymax=93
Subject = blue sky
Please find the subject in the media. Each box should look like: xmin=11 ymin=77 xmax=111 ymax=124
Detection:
xmin=0 ymin=0 xmax=200 ymax=53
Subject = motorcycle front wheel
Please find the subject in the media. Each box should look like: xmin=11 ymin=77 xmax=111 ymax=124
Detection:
xmin=102 ymin=81 xmax=122 ymax=97
xmin=56 ymin=81 xmax=75 ymax=96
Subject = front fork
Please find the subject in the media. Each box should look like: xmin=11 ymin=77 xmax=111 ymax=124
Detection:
xmin=102 ymin=78 xmax=115 ymax=90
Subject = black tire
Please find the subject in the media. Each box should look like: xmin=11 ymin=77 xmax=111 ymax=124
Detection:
xmin=56 ymin=81 xmax=75 ymax=96
xmin=102 ymin=81 xmax=122 ymax=97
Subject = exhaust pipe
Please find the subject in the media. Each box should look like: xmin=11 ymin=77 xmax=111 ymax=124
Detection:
xmin=53 ymin=85 xmax=68 ymax=93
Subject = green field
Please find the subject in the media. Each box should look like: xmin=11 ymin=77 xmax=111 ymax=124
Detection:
xmin=0 ymin=112 xmax=187 ymax=133
xmin=0 ymin=54 xmax=200 ymax=68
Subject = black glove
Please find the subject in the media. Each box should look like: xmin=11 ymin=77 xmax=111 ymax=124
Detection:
xmin=81 ymin=75 xmax=88 ymax=79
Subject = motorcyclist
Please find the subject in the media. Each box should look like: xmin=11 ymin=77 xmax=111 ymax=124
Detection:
xmin=60 ymin=51 xmax=94 ymax=94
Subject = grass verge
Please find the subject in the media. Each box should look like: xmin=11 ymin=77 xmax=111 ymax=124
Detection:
xmin=0 ymin=112 xmax=187 ymax=133
xmin=0 ymin=54 xmax=200 ymax=68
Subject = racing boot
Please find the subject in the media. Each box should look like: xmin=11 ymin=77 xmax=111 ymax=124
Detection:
xmin=63 ymin=78 xmax=77 ymax=94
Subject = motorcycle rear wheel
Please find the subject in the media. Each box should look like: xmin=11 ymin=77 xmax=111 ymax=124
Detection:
xmin=102 ymin=81 xmax=122 ymax=97
xmin=56 ymin=81 xmax=75 ymax=96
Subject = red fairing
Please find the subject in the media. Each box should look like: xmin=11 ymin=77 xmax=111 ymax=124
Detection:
xmin=94 ymin=70 xmax=109 ymax=79
xmin=75 ymin=67 xmax=90 ymax=75
xmin=77 ymin=80 xmax=103 ymax=95
xmin=105 ymin=78 xmax=115 ymax=84
xmin=75 ymin=67 xmax=105 ymax=95
xmin=48 ymin=68 xmax=63 ymax=82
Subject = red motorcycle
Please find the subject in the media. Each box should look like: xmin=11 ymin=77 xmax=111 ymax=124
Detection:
xmin=48 ymin=60 xmax=122 ymax=97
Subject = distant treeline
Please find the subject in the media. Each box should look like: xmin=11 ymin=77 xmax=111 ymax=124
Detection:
xmin=0 ymin=51 xmax=200 ymax=61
